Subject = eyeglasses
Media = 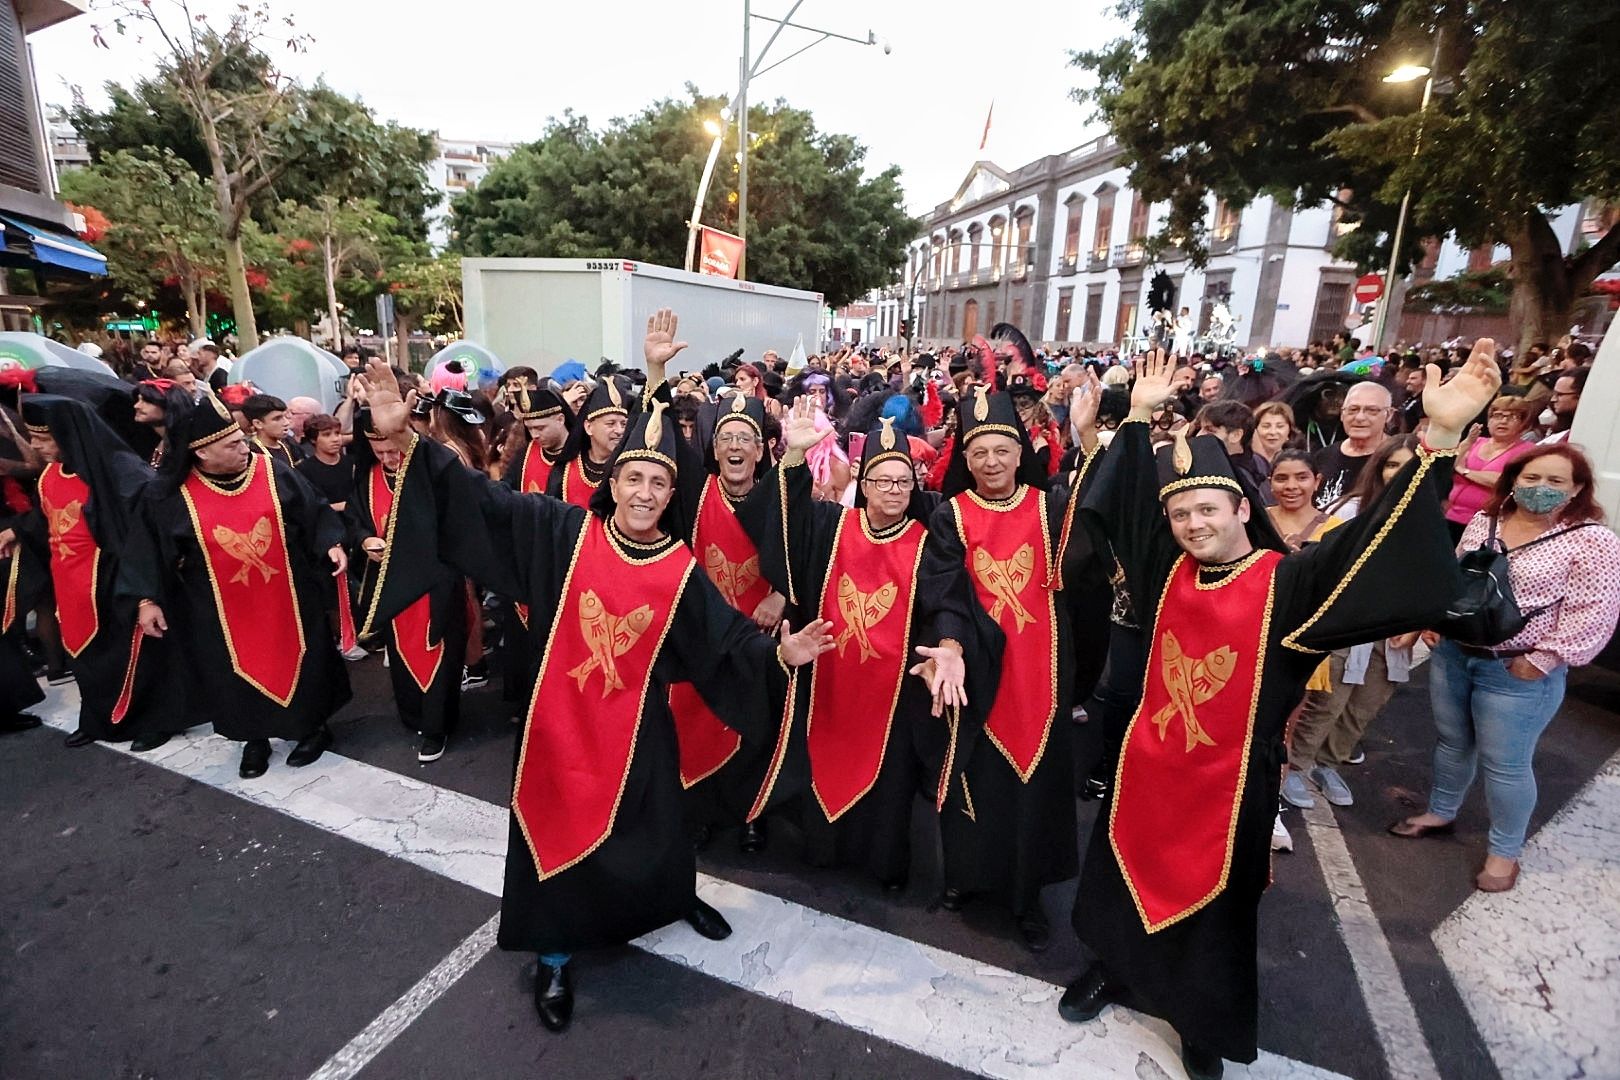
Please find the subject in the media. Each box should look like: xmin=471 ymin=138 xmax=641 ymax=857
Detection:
xmin=862 ymin=476 xmax=916 ymax=493
xmin=1488 ymin=411 xmax=1523 ymax=420
xmin=714 ymin=432 xmax=760 ymax=448
xmin=1341 ymin=406 xmax=1389 ymax=417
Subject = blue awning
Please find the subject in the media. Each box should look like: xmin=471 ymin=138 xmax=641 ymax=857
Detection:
xmin=0 ymin=214 xmax=107 ymax=275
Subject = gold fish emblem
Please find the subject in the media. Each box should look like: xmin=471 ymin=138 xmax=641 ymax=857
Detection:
xmin=1149 ymin=631 xmax=1237 ymax=752
xmin=834 ymin=574 xmax=898 ymax=662
xmin=972 ymin=544 xmax=1035 ymax=631
xmin=212 ymin=517 xmax=278 ymax=586
xmin=704 ymin=544 xmax=760 ymax=608
xmin=47 ymin=498 xmax=83 ymax=558
xmin=566 ymin=589 xmax=655 ymax=698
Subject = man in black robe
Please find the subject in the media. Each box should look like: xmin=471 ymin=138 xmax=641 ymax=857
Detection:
xmin=1058 ymin=345 xmax=1496 ymax=1078
xmin=116 ymin=393 xmax=351 ymax=778
xmin=0 ymin=395 xmax=183 ymax=750
xmin=353 ymin=357 xmax=834 ymax=1035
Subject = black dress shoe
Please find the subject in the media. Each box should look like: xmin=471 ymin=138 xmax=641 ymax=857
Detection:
xmin=0 ymin=713 xmax=43 ymax=735
xmin=63 ymin=728 xmax=95 ymax=748
xmin=1058 ymin=964 xmax=1122 ymax=1023
xmin=738 ymin=820 xmax=768 ymax=854
xmin=239 ymin=739 xmax=272 ymax=779
xmin=939 ymin=887 xmax=966 ymax=912
xmin=45 ymin=666 xmax=75 ymax=686
xmin=1017 ymin=909 xmax=1051 ymax=953
xmin=1180 ymin=1039 xmax=1224 ymax=1080
xmin=286 ymin=725 xmax=333 ymax=767
xmin=881 ymin=874 xmax=908 ymax=894
xmin=534 ymin=960 xmax=573 ymax=1033
xmin=685 ymin=899 xmax=733 ymax=941
xmin=1080 ymin=776 xmax=1109 ymax=801
xmin=130 ymin=732 xmax=171 ymax=753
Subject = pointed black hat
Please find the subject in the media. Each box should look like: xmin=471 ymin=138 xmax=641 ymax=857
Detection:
xmin=1155 ymin=430 xmax=1243 ymax=502
xmin=957 ymin=386 xmax=1024 ymax=448
xmin=587 ymin=398 xmax=682 ymax=524
xmin=511 ymin=385 xmax=569 ymax=423
xmin=580 ymin=375 xmax=632 ymax=424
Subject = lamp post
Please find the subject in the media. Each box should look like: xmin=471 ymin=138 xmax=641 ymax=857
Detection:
xmin=1371 ymin=31 xmax=1444 ymax=352
xmin=685 ymin=117 xmax=728 ymax=273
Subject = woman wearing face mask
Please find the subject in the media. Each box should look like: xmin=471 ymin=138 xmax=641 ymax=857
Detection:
xmin=1391 ymin=446 xmax=1620 ymax=893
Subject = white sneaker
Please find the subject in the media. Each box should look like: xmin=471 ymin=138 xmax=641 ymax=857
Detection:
xmin=1311 ymin=766 xmax=1354 ymax=807
xmin=1271 ymin=814 xmax=1294 ymax=853
xmin=1281 ymin=770 xmax=1316 ymax=809
xmin=341 ymin=644 xmax=369 ymax=662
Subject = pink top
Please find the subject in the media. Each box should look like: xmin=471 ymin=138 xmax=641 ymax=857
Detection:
xmin=1456 ymin=513 xmax=1620 ymax=672
xmin=1445 ymin=438 xmax=1538 ymax=524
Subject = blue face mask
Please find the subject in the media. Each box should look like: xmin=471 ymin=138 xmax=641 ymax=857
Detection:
xmin=1514 ymin=484 xmax=1571 ymax=515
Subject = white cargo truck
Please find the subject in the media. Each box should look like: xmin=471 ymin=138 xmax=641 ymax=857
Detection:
xmin=462 ymin=258 xmax=824 ymax=374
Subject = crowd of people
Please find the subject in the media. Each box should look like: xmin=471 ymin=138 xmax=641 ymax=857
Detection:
xmin=3 ymin=313 xmax=1617 ymax=1080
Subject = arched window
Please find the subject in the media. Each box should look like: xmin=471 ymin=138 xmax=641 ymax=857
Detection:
xmin=989 ymin=215 xmax=1008 ymax=274
xmin=948 ymin=228 xmax=963 ymax=275
xmin=963 ymin=298 xmax=979 ymax=339
xmin=967 ymin=223 xmax=983 ymax=273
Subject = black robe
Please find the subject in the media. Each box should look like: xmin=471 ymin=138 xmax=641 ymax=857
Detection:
xmin=916 ymin=468 xmax=1109 ymax=916
xmin=367 ymin=436 xmax=787 ymax=954
xmin=348 ymin=460 xmax=467 ymax=739
xmin=1073 ymin=419 xmax=1461 ymax=1062
xmin=116 ymin=457 xmax=351 ymax=741
xmin=738 ymin=458 xmax=938 ymax=885
xmin=0 ymin=511 xmax=45 ymax=717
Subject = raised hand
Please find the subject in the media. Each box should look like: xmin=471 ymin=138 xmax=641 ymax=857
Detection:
xmin=779 ymin=618 xmax=836 ymax=667
xmin=356 ymin=357 xmax=412 ymax=442
xmin=1068 ymin=367 xmax=1104 ymax=448
xmin=644 ymin=308 xmax=689 ymax=377
xmin=1423 ymin=338 xmax=1503 ymax=448
xmin=1129 ymin=348 xmax=1174 ymax=417
xmin=781 ymin=396 xmax=831 ymax=460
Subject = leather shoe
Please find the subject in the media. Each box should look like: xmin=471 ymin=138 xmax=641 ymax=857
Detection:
xmin=1180 ymin=1039 xmax=1224 ymax=1080
xmin=939 ymin=887 xmax=966 ymax=912
xmin=1476 ymin=860 xmax=1520 ymax=893
xmin=64 ymin=728 xmax=95 ymax=748
xmin=130 ymin=732 xmax=171 ymax=753
xmin=286 ymin=725 xmax=333 ymax=767
xmin=239 ymin=739 xmax=271 ymax=779
xmin=1387 ymin=817 xmax=1455 ymax=839
xmin=534 ymin=961 xmax=573 ymax=1033
xmin=1017 ymin=909 xmax=1051 ymax=953
xmin=738 ymin=820 xmax=768 ymax=854
xmin=0 ymin=712 xmax=43 ymax=735
xmin=685 ymin=899 xmax=733 ymax=941
xmin=1058 ymin=964 xmax=1121 ymax=1023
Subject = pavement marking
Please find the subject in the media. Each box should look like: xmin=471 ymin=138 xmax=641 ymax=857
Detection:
xmin=1432 ymin=750 xmax=1620 ymax=1080
xmin=305 ymin=914 xmax=501 ymax=1080
xmin=1300 ymin=802 xmax=1441 ymax=1080
xmin=33 ymin=687 xmax=1344 ymax=1079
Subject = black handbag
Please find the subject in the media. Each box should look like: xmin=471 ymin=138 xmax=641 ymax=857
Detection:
xmin=1439 ymin=518 xmax=1598 ymax=647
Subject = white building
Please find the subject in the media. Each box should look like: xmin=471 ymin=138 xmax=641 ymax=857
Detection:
xmin=425 ymin=136 xmax=517 ymax=248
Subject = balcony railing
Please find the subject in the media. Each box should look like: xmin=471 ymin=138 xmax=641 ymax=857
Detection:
xmin=1058 ymin=252 xmax=1080 ymax=276
xmin=1112 ymin=242 xmax=1146 ymax=268
xmin=1209 ymin=233 xmax=1238 ymax=256
xmin=1089 ymin=250 xmax=1109 ymax=272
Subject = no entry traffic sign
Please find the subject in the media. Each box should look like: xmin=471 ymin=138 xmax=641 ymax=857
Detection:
xmin=1355 ymin=273 xmax=1385 ymax=304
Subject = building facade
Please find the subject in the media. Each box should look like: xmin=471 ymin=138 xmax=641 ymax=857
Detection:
xmin=425 ymin=136 xmax=517 ymax=247
xmin=895 ymin=135 xmax=1368 ymax=353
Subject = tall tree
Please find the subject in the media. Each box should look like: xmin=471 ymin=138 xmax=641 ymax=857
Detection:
xmin=1074 ymin=0 xmax=1620 ymax=352
xmin=450 ymin=92 xmax=915 ymax=307
xmin=279 ymin=197 xmax=398 ymax=350
xmin=385 ymin=254 xmax=464 ymax=365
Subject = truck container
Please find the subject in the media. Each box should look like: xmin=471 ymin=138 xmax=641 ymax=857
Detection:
xmin=462 ymin=258 xmax=823 ymax=374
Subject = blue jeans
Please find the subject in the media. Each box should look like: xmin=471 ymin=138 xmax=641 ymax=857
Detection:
xmin=1426 ymin=639 xmax=1567 ymax=859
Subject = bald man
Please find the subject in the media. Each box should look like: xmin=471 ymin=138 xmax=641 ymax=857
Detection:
xmin=286 ymin=396 xmax=323 ymax=442
xmin=1312 ymin=381 xmax=1392 ymax=509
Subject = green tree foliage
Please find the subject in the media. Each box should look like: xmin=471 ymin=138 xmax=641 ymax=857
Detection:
xmin=278 ymin=197 xmax=401 ymax=349
xmin=450 ymin=91 xmax=915 ymax=307
xmin=1074 ymin=0 xmax=1620 ymax=351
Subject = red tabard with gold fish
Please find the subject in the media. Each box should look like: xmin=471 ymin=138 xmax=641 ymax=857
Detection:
xmin=519 ymin=441 xmax=556 ymax=495
xmin=1110 ymin=551 xmax=1281 ymax=932
xmin=181 ymin=456 xmax=306 ymax=706
xmin=513 ymin=517 xmax=692 ymax=879
xmin=38 ymin=463 xmax=99 ymax=657
xmin=953 ymin=487 xmax=1058 ymax=780
xmin=368 ymin=466 xmax=445 ymax=692
xmin=669 ymin=476 xmax=772 ymax=787
xmin=806 ymin=512 xmax=925 ymax=821
xmin=558 ymin=457 xmax=597 ymax=509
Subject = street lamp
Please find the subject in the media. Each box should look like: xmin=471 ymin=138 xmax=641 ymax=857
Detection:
xmin=685 ymin=117 xmax=730 ymax=273
xmin=1371 ymin=34 xmax=1443 ymax=351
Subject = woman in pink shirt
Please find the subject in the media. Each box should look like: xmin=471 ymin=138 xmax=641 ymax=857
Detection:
xmin=1392 ymin=445 xmax=1620 ymax=893
xmin=1444 ymin=396 xmax=1535 ymax=542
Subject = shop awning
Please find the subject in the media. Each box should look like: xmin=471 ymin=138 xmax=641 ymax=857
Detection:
xmin=0 ymin=214 xmax=107 ymax=275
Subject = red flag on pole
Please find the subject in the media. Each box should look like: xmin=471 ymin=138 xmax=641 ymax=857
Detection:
xmin=979 ymin=100 xmax=994 ymax=152
xmin=698 ymin=226 xmax=746 ymax=279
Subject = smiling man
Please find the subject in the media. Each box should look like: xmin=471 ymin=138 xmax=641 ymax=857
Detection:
xmin=353 ymin=354 xmax=834 ymax=1037
xmin=1059 ymin=345 xmax=1500 ymax=1079
xmin=546 ymin=376 xmax=630 ymax=508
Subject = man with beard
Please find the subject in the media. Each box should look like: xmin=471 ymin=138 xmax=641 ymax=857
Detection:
xmin=117 ymin=394 xmax=351 ymax=778
xmin=546 ymin=376 xmax=631 ymax=509
xmin=0 ymin=396 xmax=183 ymax=750
xmin=352 ymin=356 xmax=834 ymax=1035
xmin=914 ymin=337 xmax=1108 ymax=952
xmin=1057 ymin=345 xmax=1495 ymax=1078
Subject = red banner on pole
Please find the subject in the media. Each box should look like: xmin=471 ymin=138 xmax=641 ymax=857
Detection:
xmin=698 ymin=226 xmax=745 ymax=279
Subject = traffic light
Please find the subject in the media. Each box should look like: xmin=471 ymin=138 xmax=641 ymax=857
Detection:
xmin=899 ymin=319 xmax=910 ymax=338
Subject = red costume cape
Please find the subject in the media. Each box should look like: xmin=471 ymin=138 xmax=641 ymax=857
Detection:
xmin=38 ymin=463 xmax=98 ymax=657
xmin=519 ymin=441 xmax=557 ymax=495
xmin=559 ymin=456 xmax=598 ymax=510
xmin=368 ymin=466 xmax=445 ymax=692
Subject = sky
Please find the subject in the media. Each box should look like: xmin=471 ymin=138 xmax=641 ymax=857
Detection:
xmin=31 ymin=0 xmax=1125 ymax=214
